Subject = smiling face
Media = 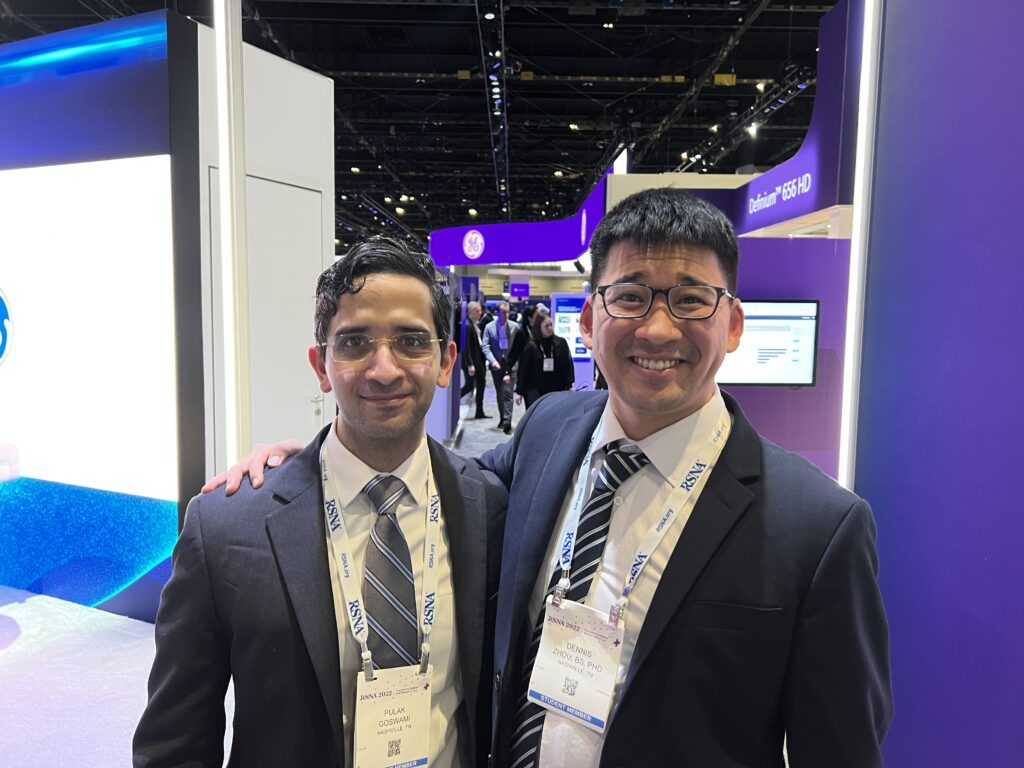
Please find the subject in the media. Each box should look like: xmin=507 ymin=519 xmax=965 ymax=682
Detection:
xmin=309 ymin=272 xmax=456 ymax=466
xmin=581 ymin=239 xmax=743 ymax=439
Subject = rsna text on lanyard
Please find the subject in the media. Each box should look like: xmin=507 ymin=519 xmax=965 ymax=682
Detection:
xmin=554 ymin=404 xmax=732 ymax=624
xmin=319 ymin=445 xmax=441 ymax=680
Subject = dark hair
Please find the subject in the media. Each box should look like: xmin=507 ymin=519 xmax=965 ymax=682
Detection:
xmin=314 ymin=236 xmax=453 ymax=353
xmin=530 ymin=311 xmax=552 ymax=345
xmin=589 ymin=187 xmax=739 ymax=293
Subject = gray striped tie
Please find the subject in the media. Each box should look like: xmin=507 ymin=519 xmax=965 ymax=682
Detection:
xmin=362 ymin=474 xmax=418 ymax=669
xmin=508 ymin=440 xmax=650 ymax=768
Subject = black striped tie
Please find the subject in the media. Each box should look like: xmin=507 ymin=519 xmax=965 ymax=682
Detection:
xmin=362 ymin=474 xmax=418 ymax=669
xmin=508 ymin=441 xmax=650 ymax=768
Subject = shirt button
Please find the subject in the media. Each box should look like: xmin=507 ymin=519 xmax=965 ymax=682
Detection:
xmin=613 ymin=496 xmax=624 ymax=507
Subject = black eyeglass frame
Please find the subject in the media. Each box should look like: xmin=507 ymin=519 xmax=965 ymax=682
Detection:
xmin=593 ymin=282 xmax=737 ymax=321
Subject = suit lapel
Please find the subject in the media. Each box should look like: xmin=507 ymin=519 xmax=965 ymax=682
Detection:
xmin=618 ymin=394 xmax=761 ymax=705
xmin=501 ymin=398 xmax=605 ymax=663
xmin=263 ymin=431 xmax=344 ymax=761
xmin=428 ymin=439 xmax=487 ymax=761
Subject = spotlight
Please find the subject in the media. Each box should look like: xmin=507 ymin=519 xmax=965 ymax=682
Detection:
xmin=746 ymin=123 xmax=759 ymax=138
xmin=554 ymin=170 xmax=564 ymax=177
xmin=569 ymin=123 xmax=580 ymax=131
xmin=350 ymin=166 xmax=361 ymax=173
xmin=468 ymin=208 xmax=478 ymax=217
xmin=756 ymin=81 xmax=766 ymax=93
xmin=400 ymin=194 xmax=409 ymax=202
xmin=395 ymin=207 xmax=406 ymax=216
xmin=709 ymin=124 xmax=719 ymax=134
xmin=680 ymin=151 xmax=689 ymax=160
xmin=384 ymin=196 xmax=393 ymax=203
xmin=484 ymin=12 xmax=495 ymax=20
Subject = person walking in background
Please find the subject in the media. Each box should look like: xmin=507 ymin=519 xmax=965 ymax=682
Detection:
xmin=481 ymin=302 xmax=520 ymax=435
xmin=514 ymin=313 xmax=574 ymax=409
xmin=460 ymin=300 xmax=489 ymax=419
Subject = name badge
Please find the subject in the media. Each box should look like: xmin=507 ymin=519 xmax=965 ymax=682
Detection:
xmin=355 ymin=665 xmax=432 ymax=768
xmin=527 ymin=598 xmax=624 ymax=734
xmin=542 ymin=357 xmax=555 ymax=372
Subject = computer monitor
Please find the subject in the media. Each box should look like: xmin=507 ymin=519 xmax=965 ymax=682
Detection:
xmin=716 ymin=300 xmax=819 ymax=386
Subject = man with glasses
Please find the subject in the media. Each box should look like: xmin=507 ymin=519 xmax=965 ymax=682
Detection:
xmin=207 ymin=189 xmax=892 ymax=766
xmin=134 ymin=237 xmax=507 ymax=768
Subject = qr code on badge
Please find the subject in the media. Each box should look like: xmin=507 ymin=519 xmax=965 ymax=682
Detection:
xmin=561 ymin=677 xmax=578 ymax=697
xmin=388 ymin=739 xmax=401 ymax=758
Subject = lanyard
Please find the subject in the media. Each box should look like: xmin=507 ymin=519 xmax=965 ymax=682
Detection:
xmin=553 ymin=403 xmax=732 ymax=626
xmin=319 ymin=443 xmax=441 ymax=680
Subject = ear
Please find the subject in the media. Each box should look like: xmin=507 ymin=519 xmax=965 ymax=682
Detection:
xmin=435 ymin=340 xmax=458 ymax=388
xmin=580 ymin=294 xmax=595 ymax=350
xmin=726 ymin=299 xmax=744 ymax=353
xmin=309 ymin=345 xmax=333 ymax=393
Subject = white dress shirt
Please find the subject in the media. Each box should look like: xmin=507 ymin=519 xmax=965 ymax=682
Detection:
xmin=525 ymin=389 xmax=730 ymax=768
xmin=323 ymin=426 xmax=463 ymax=768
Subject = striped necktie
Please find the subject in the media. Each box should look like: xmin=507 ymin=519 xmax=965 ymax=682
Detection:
xmin=508 ymin=440 xmax=650 ymax=768
xmin=362 ymin=474 xmax=418 ymax=669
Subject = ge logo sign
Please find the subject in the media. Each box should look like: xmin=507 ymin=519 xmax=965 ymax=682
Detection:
xmin=0 ymin=287 xmax=10 ymax=366
xmin=463 ymin=229 xmax=485 ymax=260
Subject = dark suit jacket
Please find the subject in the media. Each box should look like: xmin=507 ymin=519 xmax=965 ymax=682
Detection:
xmin=134 ymin=427 xmax=508 ymax=768
xmin=461 ymin=315 xmax=485 ymax=373
xmin=479 ymin=391 xmax=891 ymax=767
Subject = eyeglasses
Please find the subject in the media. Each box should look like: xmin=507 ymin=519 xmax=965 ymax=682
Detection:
xmin=321 ymin=333 xmax=443 ymax=363
xmin=594 ymin=282 xmax=735 ymax=321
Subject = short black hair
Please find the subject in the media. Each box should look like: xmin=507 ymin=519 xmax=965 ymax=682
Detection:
xmin=314 ymin=236 xmax=453 ymax=352
xmin=589 ymin=187 xmax=739 ymax=293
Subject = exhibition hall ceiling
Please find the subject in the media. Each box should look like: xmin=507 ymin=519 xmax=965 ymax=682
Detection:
xmin=3 ymin=0 xmax=831 ymax=245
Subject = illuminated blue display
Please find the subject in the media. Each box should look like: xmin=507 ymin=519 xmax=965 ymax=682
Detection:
xmin=0 ymin=477 xmax=177 ymax=609
xmin=0 ymin=15 xmax=166 ymax=87
xmin=0 ymin=12 xmax=172 ymax=171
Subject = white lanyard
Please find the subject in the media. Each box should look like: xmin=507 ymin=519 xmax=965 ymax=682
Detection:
xmin=319 ymin=443 xmax=441 ymax=680
xmin=553 ymin=404 xmax=732 ymax=625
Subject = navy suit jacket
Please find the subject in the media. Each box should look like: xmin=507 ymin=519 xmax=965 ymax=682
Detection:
xmin=479 ymin=391 xmax=891 ymax=768
xmin=134 ymin=427 xmax=508 ymax=768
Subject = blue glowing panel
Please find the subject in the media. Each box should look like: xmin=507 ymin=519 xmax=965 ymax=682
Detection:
xmin=0 ymin=12 xmax=170 ymax=171
xmin=0 ymin=478 xmax=177 ymax=609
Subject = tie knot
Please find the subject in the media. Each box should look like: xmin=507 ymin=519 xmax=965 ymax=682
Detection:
xmin=362 ymin=474 xmax=407 ymax=517
xmin=596 ymin=440 xmax=650 ymax=493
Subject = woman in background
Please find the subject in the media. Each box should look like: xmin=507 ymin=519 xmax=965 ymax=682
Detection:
xmin=514 ymin=313 xmax=574 ymax=409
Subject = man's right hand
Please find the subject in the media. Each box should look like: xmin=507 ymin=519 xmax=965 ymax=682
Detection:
xmin=200 ymin=439 xmax=304 ymax=495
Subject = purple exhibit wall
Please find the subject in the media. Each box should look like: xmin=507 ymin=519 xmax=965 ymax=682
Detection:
xmin=725 ymin=238 xmax=849 ymax=479
xmin=856 ymin=1 xmax=1024 ymax=765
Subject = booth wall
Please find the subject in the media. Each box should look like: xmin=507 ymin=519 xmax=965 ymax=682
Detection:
xmin=724 ymin=238 xmax=849 ymax=479
xmin=855 ymin=1 xmax=1024 ymax=764
xmin=196 ymin=25 xmax=335 ymax=478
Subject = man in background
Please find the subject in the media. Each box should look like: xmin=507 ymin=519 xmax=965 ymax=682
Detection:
xmin=481 ymin=302 xmax=521 ymax=435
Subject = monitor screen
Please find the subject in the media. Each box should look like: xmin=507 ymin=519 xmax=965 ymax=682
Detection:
xmin=716 ymin=300 xmax=819 ymax=386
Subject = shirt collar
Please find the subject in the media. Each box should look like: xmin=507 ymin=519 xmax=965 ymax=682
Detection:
xmin=324 ymin=423 xmax=429 ymax=509
xmin=593 ymin=387 xmax=729 ymax=487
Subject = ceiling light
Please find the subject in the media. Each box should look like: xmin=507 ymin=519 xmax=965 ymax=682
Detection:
xmin=554 ymin=170 xmax=564 ymax=177
xmin=569 ymin=123 xmax=580 ymax=131
xmin=492 ymin=86 xmax=500 ymax=93
xmin=492 ymin=92 xmax=500 ymax=99
xmin=334 ymin=238 xmax=340 ymax=246
xmin=494 ymin=50 xmax=502 ymax=58
xmin=468 ymin=208 xmax=478 ymax=217
xmin=602 ymin=22 xmax=614 ymax=29
xmin=756 ymin=81 xmax=766 ymax=93
xmin=395 ymin=207 xmax=406 ymax=216
xmin=400 ymin=194 xmax=409 ymax=202
xmin=746 ymin=123 xmax=759 ymax=138
xmin=384 ymin=196 xmax=393 ymax=203
xmin=493 ymin=109 xmax=501 ymax=115
xmin=484 ymin=12 xmax=495 ymax=20
xmin=709 ymin=124 xmax=719 ymax=134
xmin=693 ymin=153 xmax=701 ymax=160
xmin=489 ymin=74 xmax=498 ymax=81
xmin=408 ymin=196 xmax=415 ymax=201
xmin=350 ymin=166 xmax=361 ymax=173
xmin=340 ymin=194 xmax=348 ymax=200
xmin=680 ymin=151 xmax=688 ymax=160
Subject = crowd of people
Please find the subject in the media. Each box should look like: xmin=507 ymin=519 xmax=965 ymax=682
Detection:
xmin=459 ymin=298 xmax=575 ymax=433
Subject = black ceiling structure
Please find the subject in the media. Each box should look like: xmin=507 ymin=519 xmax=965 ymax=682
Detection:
xmin=3 ymin=1 xmax=833 ymax=246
